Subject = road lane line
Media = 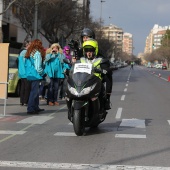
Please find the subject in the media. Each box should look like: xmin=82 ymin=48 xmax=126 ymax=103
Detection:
xmin=115 ymin=108 xmax=122 ymax=119
xmin=0 ymin=124 xmax=34 ymax=143
xmin=0 ymin=105 xmax=67 ymax=143
xmin=17 ymin=116 xmax=53 ymax=124
xmin=0 ymin=160 xmax=168 ymax=169
xmin=54 ymin=132 xmax=77 ymax=136
xmin=115 ymin=134 xmax=146 ymax=138
xmin=124 ymin=88 xmax=127 ymax=92
xmin=49 ymin=105 xmax=67 ymax=116
xmin=121 ymin=95 xmax=125 ymax=101
xmin=126 ymin=84 xmax=128 ymax=86
xmin=0 ymin=130 xmax=26 ymax=135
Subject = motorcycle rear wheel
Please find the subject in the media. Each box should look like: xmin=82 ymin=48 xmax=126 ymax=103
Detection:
xmin=73 ymin=109 xmax=85 ymax=136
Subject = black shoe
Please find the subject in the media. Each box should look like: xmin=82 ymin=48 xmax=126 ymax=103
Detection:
xmin=27 ymin=111 xmax=39 ymax=115
xmin=36 ymin=108 xmax=45 ymax=112
xmin=105 ymin=100 xmax=111 ymax=110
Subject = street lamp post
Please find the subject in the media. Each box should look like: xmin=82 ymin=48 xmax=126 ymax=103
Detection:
xmin=108 ymin=16 xmax=112 ymax=41
xmin=100 ymin=0 xmax=105 ymax=31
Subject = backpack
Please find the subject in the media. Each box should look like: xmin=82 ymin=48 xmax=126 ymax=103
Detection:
xmin=25 ymin=57 xmax=43 ymax=81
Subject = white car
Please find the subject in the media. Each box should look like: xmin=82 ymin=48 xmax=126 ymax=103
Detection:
xmin=155 ymin=64 xmax=162 ymax=69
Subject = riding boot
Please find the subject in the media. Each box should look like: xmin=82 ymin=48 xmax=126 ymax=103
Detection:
xmin=105 ymin=94 xmax=111 ymax=110
xmin=66 ymin=99 xmax=72 ymax=121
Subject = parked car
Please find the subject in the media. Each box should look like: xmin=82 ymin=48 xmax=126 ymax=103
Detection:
xmin=8 ymin=53 xmax=21 ymax=96
xmin=162 ymin=64 xmax=167 ymax=70
xmin=110 ymin=62 xmax=118 ymax=70
xmin=155 ymin=64 xmax=162 ymax=69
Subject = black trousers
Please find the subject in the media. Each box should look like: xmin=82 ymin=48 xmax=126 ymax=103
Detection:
xmin=20 ymin=78 xmax=31 ymax=104
xmin=102 ymin=72 xmax=113 ymax=95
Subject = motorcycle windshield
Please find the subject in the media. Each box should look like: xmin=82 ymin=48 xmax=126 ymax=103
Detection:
xmin=71 ymin=63 xmax=93 ymax=86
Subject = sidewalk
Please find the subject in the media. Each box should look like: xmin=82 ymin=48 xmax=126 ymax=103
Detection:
xmin=0 ymin=97 xmax=66 ymax=117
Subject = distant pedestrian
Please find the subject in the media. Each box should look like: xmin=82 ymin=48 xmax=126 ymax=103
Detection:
xmin=18 ymin=40 xmax=31 ymax=106
xmin=130 ymin=61 xmax=134 ymax=69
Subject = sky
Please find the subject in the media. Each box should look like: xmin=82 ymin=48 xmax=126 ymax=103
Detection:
xmin=90 ymin=0 xmax=170 ymax=56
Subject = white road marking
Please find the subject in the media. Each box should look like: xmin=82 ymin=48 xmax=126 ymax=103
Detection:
xmin=124 ymin=88 xmax=127 ymax=92
xmin=167 ymin=120 xmax=170 ymax=125
xmin=17 ymin=116 xmax=53 ymax=124
xmin=126 ymin=84 xmax=128 ymax=86
xmin=115 ymin=108 xmax=122 ymax=119
xmin=120 ymin=119 xmax=145 ymax=128
xmin=54 ymin=132 xmax=77 ymax=136
xmin=0 ymin=130 xmax=26 ymax=135
xmin=115 ymin=134 xmax=146 ymax=139
xmin=0 ymin=160 xmax=168 ymax=169
xmin=121 ymin=95 xmax=125 ymax=101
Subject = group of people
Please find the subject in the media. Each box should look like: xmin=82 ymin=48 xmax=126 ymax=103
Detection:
xmin=18 ymin=27 xmax=113 ymax=115
xmin=18 ymin=40 xmax=71 ymax=114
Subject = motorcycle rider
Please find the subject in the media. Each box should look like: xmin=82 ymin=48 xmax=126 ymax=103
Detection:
xmin=81 ymin=28 xmax=112 ymax=110
xmin=80 ymin=39 xmax=111 ymax=111
xmin=68 ymin=28 xmax=112 ymax=110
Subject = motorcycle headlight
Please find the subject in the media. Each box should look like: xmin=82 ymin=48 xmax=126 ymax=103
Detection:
xmin=68 ymin=84 xmax=79 ymax=96
xmin=80 ymin=83 xmax=96 ymax=95
xmin=9 ymin=73 xmax=15 ymax=80
xmin=68 ymin=83 xmax=96 ymax=96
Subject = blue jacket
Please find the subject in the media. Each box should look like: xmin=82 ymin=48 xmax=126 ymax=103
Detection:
xmin=18 ymin=49 xmax=27 ymax=78
xmin=44 ymin=52 xmax=70 ymax=79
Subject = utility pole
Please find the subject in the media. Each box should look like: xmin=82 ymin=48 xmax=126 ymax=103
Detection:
xmin=34 ymin=0 xmax=38 ymax=39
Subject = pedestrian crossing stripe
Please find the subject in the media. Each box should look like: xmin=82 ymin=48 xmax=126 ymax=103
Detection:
xmin=0 ymin=130 xmax=26 ymax=135
xmin=17 ymin=116 xmax=53 ymax=124
xmin=0 ymin=160 xmax=169 ymax=169
xmin=120 ymin=119 xmax=145 ymax=128
xmin=115 ymin=134 xmax=146 ymax=138
xmin=54 ymin=132 xmax=77 ymax=136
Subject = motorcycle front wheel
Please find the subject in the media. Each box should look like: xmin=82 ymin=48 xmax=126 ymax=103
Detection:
xmin=73 ymin=109 xmax=85 ymax=136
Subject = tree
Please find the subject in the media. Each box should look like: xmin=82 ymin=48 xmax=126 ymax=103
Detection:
xmin=1 ymin=0 xmax=86 ymax=45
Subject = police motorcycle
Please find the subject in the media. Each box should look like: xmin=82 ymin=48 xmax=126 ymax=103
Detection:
xmin=64 ymin=59 xmax=108 ymax=136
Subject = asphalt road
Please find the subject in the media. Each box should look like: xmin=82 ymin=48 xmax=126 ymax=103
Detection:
xmin=0 ymin=65 xmax=170 ymax=169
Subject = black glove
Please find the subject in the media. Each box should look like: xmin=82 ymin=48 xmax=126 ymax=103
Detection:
xmin=94 ymin=68 xmax=107 ymax=74
xmin=94 ymin=68 xmax=102 ymax=73
xmin=43 ymin=73 xmax=47 ymax=79
xmin=64 ymin=69 xmax=69 ymax=76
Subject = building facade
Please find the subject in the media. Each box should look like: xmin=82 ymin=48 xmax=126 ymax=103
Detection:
xmin=123 ymin=32 xmax=133 ymax=55
xmin=144 ymin=24 xmax=170 ymax=54
xmin=102 ymin=24 xmax=123 ymax=51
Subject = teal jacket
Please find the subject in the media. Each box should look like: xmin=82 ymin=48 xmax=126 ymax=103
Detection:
xmin=18 ymin=49 xmax=27 ymax=78
xmin=44 ymin=52 xmax=70 ymax=79
xmin=25 ymin=51 xmax=44 ymax=81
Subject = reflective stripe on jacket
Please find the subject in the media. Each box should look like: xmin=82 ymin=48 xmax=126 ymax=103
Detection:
xmin=80 ymin=57 xmax=102 ymax=79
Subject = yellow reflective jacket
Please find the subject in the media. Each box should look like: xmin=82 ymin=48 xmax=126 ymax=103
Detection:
xmin=80 ymin=57 xmax=102 ymax=79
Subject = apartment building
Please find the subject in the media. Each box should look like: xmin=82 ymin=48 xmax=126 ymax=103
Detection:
xmin=102 ymin=24 xmax=123 ymax=51
xmin=123 ymin=33 xmax=133 ymax=55
xmin=144 ymin=24 xmax=170 ymax=53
